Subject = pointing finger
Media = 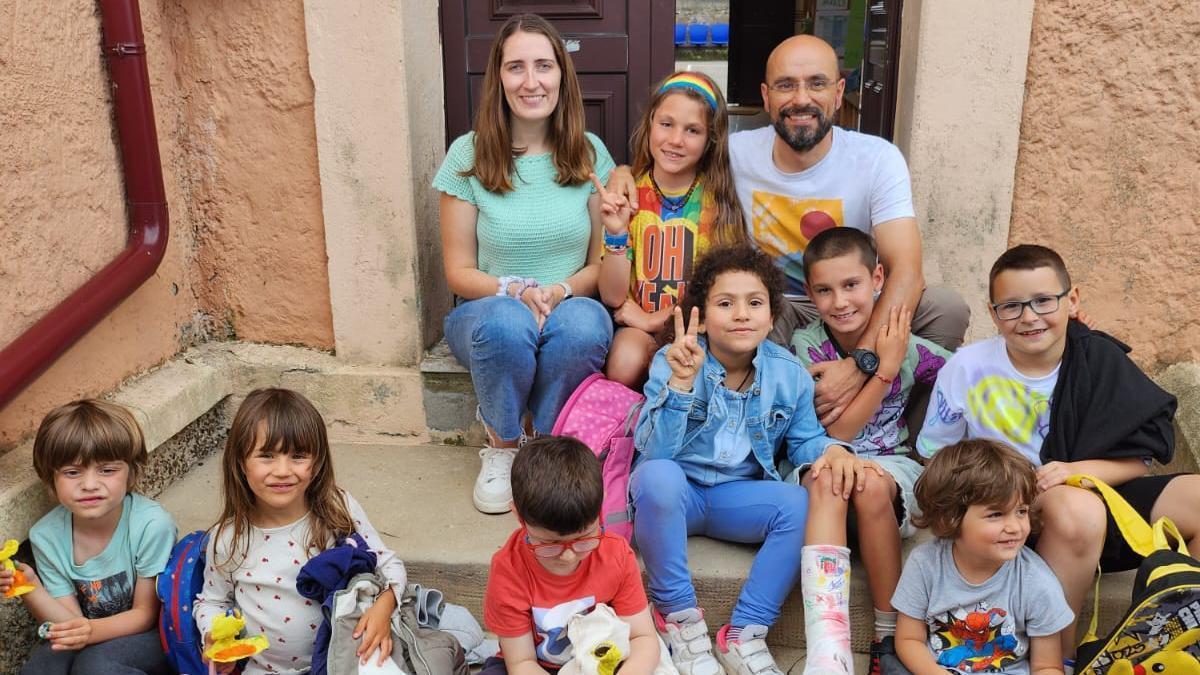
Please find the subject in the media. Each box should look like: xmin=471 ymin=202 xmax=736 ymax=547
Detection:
xmin=673 ymin=306 xmax=685 ymax=343
xmin=589 ymin=172 xmax=607 ymax=197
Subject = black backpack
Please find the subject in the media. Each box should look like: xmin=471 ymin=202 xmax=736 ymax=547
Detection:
xmin=1067 ymin=475 xmax=1200 ymax=674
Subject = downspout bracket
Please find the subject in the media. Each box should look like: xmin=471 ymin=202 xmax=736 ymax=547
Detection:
xmin=108 ymin=42 xmax=146 ymax=56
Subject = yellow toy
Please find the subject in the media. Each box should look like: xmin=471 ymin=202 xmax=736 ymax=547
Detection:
xmin=203 ymin=609 xmax=270 ymax=663
xmin=1 ymin=540 xmax=35 ymax=598
xmin=1108 ymin=628 xmax=1200 ymax=675
xmin=590 ymin=641 xmax=623 ymax=675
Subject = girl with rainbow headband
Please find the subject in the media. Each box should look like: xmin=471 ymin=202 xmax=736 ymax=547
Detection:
xmin=593 ymin=71 xmax=746 ymax=388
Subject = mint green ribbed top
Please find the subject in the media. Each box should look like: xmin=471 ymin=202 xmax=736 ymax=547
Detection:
xmin=433 ymin=131 xmax=615 ymax=285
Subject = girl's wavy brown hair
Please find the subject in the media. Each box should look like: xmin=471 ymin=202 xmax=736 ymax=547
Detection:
xmin=211 ymin=388 xmax=353 ymax=571
xmin=630 ymin=71 xmax=746 ymax=248
xmin=464 ymin=13 xmax=594 ymax=193
xmin=912 ymin=439 xmax=1042 ymax=539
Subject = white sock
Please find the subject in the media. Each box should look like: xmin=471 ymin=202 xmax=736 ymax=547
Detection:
xmin=801 ymin=545 xmax=853 ymax=675
xmin=874 ymin=608 xmax=898 ymax=640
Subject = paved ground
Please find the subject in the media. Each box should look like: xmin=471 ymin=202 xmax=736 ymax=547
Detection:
xmin=159 ymin=440 xmax=1130 ymax=670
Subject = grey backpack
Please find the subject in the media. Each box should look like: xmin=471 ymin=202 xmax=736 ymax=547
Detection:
xmin=328 ymin=575 xmax=467 ymax=675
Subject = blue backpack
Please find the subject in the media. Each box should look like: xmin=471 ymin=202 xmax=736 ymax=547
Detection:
xmin=157 ymin=530 xmax=209 ymax=675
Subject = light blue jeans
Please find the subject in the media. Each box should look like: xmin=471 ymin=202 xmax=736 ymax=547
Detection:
xmin=631 ymin=459 xmax=809 ymax=628
xmin=444 ymin=295 xmax=612 ymax=441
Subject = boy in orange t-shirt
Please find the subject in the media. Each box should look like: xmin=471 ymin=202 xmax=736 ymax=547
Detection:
xmin=482 ymin=436 xmax=659 ymax=674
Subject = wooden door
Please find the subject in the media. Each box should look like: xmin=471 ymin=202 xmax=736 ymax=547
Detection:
xmin=440 ymin=0 xmax=675 ymax=165
xmin=858 ymin=0 xmax=903 ymax=140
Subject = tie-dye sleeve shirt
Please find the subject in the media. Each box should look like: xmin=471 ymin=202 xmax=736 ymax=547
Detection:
xmin=792 ymin=321 xmax=950 ymax=456
xmin=623 ymin=173 xmax=717 ymax=313
xmin=915 ymin=336 xmax=1058 ymax=465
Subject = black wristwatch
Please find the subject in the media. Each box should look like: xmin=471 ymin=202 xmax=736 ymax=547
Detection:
xmin=851 ymin=348 xmax=880 ymax=376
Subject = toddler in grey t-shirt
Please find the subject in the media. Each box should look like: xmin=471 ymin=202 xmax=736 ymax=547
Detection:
xmin=891 ymin=440 xmax=1073 ymax=674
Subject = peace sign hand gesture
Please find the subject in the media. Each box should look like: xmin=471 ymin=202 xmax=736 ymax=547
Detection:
xmin=666 ymin=306 xmax=705 ymax=392
xmin=590 ymin=172 xmax=633 ymax=236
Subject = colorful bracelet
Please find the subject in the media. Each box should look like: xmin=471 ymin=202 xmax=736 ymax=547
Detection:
xmin=603 ymin=231 xmax=630 ymax=249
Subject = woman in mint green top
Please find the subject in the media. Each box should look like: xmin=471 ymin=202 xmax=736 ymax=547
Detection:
xmin=434 ymin=14 xmax=616 ymax=515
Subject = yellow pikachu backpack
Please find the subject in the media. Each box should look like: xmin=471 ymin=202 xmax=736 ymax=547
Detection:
xmin=1067 ymin=475 xmax=1200 ymax=674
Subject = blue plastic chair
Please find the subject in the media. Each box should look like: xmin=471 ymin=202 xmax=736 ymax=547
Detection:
xmin=675 ymin=23 xmax=687 ymax=47
xmin=710 ymin=23 xmax=729 ymax=46
xmin=688 ymin=23 xmax=710 ymax=47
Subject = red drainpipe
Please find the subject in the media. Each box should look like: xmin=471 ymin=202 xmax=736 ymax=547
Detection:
xmin=0 ymin=0 xmax=168 ymax=411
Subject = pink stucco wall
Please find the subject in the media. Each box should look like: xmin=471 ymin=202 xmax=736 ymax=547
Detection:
xmin=0 ymin=0 xmax=333 ymax=450
xmin=1011 ymin=0 xmax=1200 ymax=371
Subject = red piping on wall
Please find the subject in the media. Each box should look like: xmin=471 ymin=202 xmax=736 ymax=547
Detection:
xmin=0 ymin=0 xmax=168 ymax=411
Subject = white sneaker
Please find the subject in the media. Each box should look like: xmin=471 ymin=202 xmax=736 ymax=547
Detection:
xmin=654 ymin=607 xmax=723 ymax=675
xmin=473 ymin=447 xmax=516 ymax=514
xmin=716 ymin=624 xmax=785 ymax=675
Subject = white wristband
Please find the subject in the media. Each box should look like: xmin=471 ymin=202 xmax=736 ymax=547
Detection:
xmin=556 ymin=281 xmax=573 ymax=299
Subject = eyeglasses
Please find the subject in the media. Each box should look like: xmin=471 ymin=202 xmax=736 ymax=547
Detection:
xmin=767 ymin=77 xmax=834 ymax=95
xmin=524 ymin=528 xmax=605 ymax=558
xmin=990 ymin=290 xmax=1070 ymax=321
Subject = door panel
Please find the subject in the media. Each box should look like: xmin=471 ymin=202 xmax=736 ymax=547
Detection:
xmin=442 ymin=0 xmax=674 ymax=164
xmin=858 ymin=0 xmax=903 ymax=140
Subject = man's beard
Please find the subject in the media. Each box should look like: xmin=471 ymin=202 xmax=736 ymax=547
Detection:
xmin=772 ymin=104 xmax=834 ymax=153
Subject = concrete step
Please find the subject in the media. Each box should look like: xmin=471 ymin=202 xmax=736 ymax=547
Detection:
xmin=158 ymin=442 xmax=1134 ymax=656
xmin=421 ymin=340 xmax=485 ymax=446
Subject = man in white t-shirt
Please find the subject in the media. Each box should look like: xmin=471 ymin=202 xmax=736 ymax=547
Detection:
xmin=732 ymin=35 xmax=967 ymax=427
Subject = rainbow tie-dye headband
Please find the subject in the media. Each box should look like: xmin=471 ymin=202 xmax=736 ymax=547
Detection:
xmin=659 ymin=74 xmax=718 ymax=111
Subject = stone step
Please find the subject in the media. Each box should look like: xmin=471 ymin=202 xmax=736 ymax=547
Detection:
xmin=158 ymin=442 xmax=1135 ymax=655
xmin=420 ymin=339 xmax=484 ymax=446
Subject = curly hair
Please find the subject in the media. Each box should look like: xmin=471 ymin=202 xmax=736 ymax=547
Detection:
xmin=912 ymin=439 xmax=1041 ymax=539
xmin=680 ymin=245 xmax=785 ymax=327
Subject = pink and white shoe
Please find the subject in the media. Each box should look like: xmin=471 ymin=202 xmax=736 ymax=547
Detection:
xmin=653 ymin=607 xmax=723 ymax=675
xmin=716 ymin=624 xmax=785 ymax=675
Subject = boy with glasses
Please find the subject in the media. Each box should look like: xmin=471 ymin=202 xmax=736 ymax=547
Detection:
xmin=481 ymin=436 xmax=659 ymax=675
xmin=917 ymin=244 xmax=1200 ymax=672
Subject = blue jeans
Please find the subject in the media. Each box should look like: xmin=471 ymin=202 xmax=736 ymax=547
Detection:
xmin=444 ymin=295 xmax=612 ymax=441
xmin=631 ymin=459 xmax=809 ymax=627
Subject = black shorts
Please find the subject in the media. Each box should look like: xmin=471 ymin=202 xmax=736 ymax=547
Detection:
xmin=1029 ymin=473 xmax=1184 ymax=572
xmin=1098 ymin=473 xmax=1185 ymax=571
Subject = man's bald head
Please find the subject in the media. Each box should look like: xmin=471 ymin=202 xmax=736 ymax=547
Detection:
xmin=761 ymin=35 xmax=845 ymax=157
xmin=765 ymin=35 xmax=841 ymax=86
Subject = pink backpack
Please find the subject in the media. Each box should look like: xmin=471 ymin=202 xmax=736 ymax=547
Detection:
xmin=552 ymin=373 xmax=645 ymax=541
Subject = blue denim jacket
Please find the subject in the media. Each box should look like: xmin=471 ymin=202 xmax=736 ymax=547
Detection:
xmin=634 ymin=337 xmax=842 ymax=485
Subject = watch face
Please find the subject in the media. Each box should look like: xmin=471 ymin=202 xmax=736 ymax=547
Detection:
xmin=855 ymin=349 xmax=879 ymax=374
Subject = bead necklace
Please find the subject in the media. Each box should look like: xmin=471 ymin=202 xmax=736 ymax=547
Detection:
xmin=649 ymin=172 xmax=700 ymax=213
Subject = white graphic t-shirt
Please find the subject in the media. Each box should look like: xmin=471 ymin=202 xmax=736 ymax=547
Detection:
xmin=728 ymin=125 xmax=915 ymax=296
xmin=916 ymin=336 xmax=1058 ymax=465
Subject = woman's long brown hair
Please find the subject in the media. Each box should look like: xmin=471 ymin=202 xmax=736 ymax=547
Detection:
xmin=211 ymin=388 xmax=354 ymax=571
xmin=629 ymin=71 xmax=746 ymax=248
xmin=464 ymin=13 xmax=595 ymax=193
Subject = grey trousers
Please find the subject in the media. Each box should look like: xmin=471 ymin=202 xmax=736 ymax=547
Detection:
xmin=21 ymin=629 xmax=170 ymax=675
xmin=767 ymin=285 xmax=971 ymax=352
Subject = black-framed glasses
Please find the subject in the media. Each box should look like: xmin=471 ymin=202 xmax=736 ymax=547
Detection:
xmin=990 ymin=290 xmax=1070 ymax=321
xmin=524 ymin=527 xmax=605 ymax=558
